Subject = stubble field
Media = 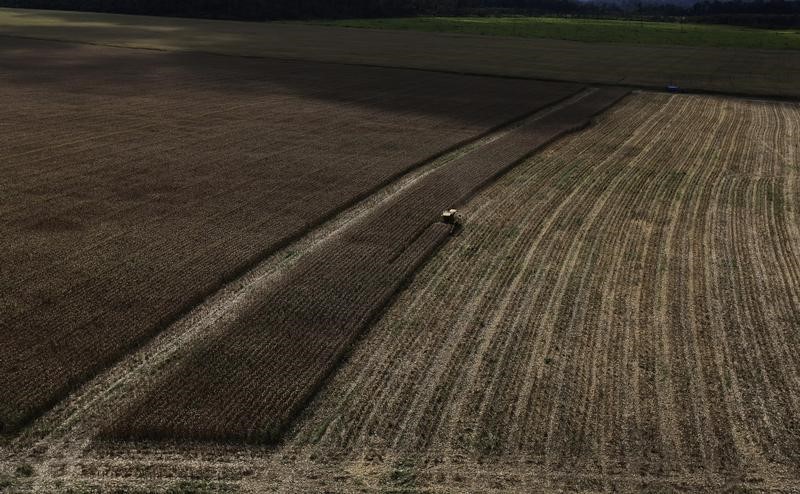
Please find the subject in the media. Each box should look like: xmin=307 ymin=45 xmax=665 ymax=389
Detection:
xmin=278 ymin=91 xmax=800 ymax=490
xmin=3 ymin=90 xmax=798 ymax=493
xmin=1 ymin=13 xmax=800 ymax=494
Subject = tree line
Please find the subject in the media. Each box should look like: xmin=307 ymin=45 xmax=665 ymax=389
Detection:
xmin=1 ymin=0 xmax=452 ymax=19
xmin=0 ymin=0 xmax=797 ymax=24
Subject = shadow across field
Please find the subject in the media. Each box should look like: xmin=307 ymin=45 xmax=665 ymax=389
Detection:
xmin=0 ymin=36 xmax=545 ymax=123
xmin=1 ymin=7 xmax=799 ymax=98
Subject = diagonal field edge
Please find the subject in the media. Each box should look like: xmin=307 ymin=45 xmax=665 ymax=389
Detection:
xmin=104 ymin=87 xmax=631 ymax=444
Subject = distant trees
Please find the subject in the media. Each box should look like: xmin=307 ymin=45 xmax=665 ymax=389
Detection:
xmin=691 ymin=0 xmax=800 ymax=27
xmin=0 ymin=0 xmax=798 ymax=25
xmin=694 ymin=0 xmax=800 ymax=15
xmin=0 ymin=0 xmax=589 ymax=19
xmin=0 ymin=0 xmax=437 ymax=19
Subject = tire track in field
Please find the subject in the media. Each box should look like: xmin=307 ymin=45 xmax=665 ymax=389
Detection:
xmin=486 ymin=96 xmax=681 ymax=471
xmin=660 ymin=97 xmax=742 ymax=473
xmin=529 ymin=98 xmax=687 ymax=473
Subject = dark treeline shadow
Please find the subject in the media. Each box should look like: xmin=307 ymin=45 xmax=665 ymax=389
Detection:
xmin=1 ymin=0 xmax=799 ymax=27
xmin=0 ymin=35 xmax=558 ymax=124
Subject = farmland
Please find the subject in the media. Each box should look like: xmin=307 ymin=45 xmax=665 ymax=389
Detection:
xmin=318 ymin=16 xmax=800 ymax=50
xmin=104 ymin=88 xmax=628 ymax=443
xmin=277 ymin=92 xmax=800 ymax=490
xmin=1 ymin=8 xmax=800 ymax=98
xmin=0 ymin=36 xmax=580 ymax=432
xmin=1 ymin=8 xmax=800 ymax=494
xmin=2 ymin=91 xmax=797 ymax=493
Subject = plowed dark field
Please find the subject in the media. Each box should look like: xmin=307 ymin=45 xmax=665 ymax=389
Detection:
xmin=0 ymin=37 xmax=581 ymax=432
xmin=105 ymin=88 xmax=629 ymax=443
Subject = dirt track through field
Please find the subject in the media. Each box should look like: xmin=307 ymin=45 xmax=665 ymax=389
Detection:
xmin=0 ymin=36 xmax=579 ymax=432
xmin=104 ymin=88 xmax=629 ymax=443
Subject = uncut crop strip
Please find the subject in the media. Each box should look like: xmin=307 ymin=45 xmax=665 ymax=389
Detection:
xmin=0 ymin=37 xmax=582 ymax=432
xmin=282 ymin=93 xmax=800 ymax=483
xmin=105 ymin=87 xmax=629 ymax=443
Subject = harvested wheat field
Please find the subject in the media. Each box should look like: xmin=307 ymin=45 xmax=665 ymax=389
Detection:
xmin=2 ymin=91 xmax=799 ymax=493
xmin=270 ymin=91 xmax=800 ymax=491
xmin=0 ymin=36 xmax=580 ymax=432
